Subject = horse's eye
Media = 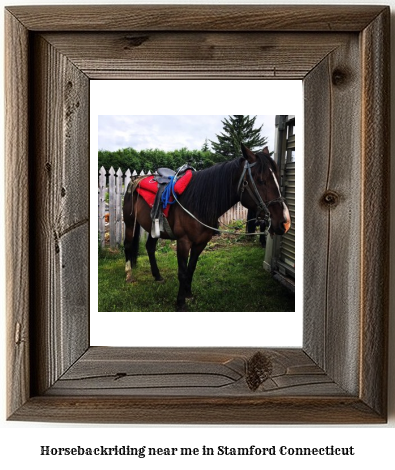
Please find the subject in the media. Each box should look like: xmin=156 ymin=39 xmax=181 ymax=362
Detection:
xmin=257 ymin=178 xmax=265 ymax=186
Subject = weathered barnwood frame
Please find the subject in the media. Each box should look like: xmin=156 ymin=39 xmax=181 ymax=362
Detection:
xmin=5 ymin=5 xmax=389 ymax=423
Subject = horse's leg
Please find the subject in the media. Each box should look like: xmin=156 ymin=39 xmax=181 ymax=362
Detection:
xmin=146 ymin=234 xmax=164 ymax=282
xmin=176 ymin=238 xmax=192 ymax=311
xmin=124 ymin=216 xmax=141 ymax=283
xmin=185 ymin=242 xmax=207 ymax=299
xmin=124 ymin=226 xmax=134 ymax=283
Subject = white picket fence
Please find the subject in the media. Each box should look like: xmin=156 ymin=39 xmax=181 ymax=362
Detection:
xmin=98 ymin=166 xmax=248 ymax=248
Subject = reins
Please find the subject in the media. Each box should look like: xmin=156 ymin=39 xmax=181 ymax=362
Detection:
xmin=171 ymin=160 xmax=285 ymax=237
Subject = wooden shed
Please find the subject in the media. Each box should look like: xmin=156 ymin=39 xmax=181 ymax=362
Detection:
xmin=263 ymin=115 xmax=295 ymax=290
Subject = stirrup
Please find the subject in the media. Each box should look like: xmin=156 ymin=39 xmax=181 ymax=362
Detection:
xmin=151 ymin=219 xmax=161 ymax=238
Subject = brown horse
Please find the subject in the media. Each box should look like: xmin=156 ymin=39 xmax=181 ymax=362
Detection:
xmin=123 ymin=144 xmax=291 ymax=311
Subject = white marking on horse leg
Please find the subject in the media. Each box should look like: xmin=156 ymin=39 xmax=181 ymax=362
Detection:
xmin=125 ymin=260 xmax=133 ymax=283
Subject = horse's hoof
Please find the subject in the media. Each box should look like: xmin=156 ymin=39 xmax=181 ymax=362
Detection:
xmin=176 ymin=304 xmax=188 ymax=312
xmin=125 ymin=275 xmax=135 ymax=284
xmin=185 ymin=293 xmax=194 ymax=300
xmin=155 ymin=276 xmax=165 ymax=283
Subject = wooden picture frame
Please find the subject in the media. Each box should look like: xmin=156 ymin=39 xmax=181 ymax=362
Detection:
xmin=5 ymin=5 xmax=389 ymax=424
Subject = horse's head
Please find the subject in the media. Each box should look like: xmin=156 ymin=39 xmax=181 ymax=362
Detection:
xmin=239 ymin=144 xmax=291 ymax=236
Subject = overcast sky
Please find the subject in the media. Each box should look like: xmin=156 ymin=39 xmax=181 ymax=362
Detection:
xmin=98 ymin=115 xmax=276 ymax=154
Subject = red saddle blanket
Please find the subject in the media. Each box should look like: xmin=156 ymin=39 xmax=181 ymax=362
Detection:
xmin=136 ymin=170 xmax=193 ymax=217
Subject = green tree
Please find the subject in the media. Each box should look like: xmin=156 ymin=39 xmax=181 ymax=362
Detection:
xmin=201 ymin=138 xmax=210 ymax=152
xmin=98 ymin=147 xmax=217 ymax=174
xmin=210 ymin=115 xmax=267 ymax=162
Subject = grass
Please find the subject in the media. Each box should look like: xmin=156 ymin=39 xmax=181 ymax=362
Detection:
xmin=98 ymin=233 xmax=295 ymax=312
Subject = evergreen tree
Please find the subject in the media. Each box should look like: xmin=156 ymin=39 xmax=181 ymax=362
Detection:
xmin=201 ymin=138 xmax=210 ymax=152
xmin=210 ymin=115 xmax=267 ymax=162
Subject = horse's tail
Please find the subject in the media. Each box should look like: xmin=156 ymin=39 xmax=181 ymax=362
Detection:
xmin=130 ymin=221 xmax=141 ymax=267
xmin=123 ymin=186 xmax=142 ymax=268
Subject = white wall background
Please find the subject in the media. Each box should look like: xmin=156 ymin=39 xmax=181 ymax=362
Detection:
xmin=1 ymin=1 xmax=394 ymax=469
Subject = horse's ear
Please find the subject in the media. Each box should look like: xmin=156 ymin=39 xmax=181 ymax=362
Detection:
xmin=241 ymin=143 xmax=257 ymax=163
xmin=262 ymin=146 xmax=270 ymax=156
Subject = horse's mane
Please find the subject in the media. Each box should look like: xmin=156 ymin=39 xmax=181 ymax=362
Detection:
xmin=178 ymin=158 xmax=241 ymax=226
xmin=178 ymin=151 xmax=279 ymax=225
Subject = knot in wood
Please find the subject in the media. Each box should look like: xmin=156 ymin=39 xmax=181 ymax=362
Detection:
xmin=246 ymin=351 xmax=273 ymax=391
xmin=123 ymin=35 xmax=149 ymax=49
xmin=332 ymin=67 xmax=349 ymax=87
xmin=320 ymin=190 xmax=340 ymax=208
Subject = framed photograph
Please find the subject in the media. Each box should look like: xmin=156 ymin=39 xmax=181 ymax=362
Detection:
xmin=5 ymin=5 xmax=389 ymax=423
xmin=91 ymin=82 xmax=301 ymax=345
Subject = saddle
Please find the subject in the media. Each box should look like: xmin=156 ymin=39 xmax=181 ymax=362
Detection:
xmin=150 ymin=167 xmax=177 ymax=238
xmin=135 ymin=165 xmax=193 ymax=238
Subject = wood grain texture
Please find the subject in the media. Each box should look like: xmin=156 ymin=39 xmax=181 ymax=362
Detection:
xmin=42 ymin=31 xmax=351 ymax=80
xmin=30 ymin=34 xmax=90 ymax=395
xmin=5 ymin=5 xmax=389 ymax=424
xmin=5 ymin=5 xmax=386 ymax=32
xmin=5 ymin=10 xmax=30 ymax=418
xmin=304 ymin=35 xmax=362 ymax=395
xmin=46 ymin=347 xmax=345 ymax=397
xmin=303 ymin=56 xmax=331 ymax=368
xmin=10 ymin=349 xmax=382 ymax=424
xmin=360 ymin=9 xmax=390 ymax=418
xmin=10 ymin=396 xmax=383 ymax=425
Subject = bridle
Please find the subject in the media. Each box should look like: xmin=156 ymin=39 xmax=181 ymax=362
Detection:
xmin=237 ymin=160 xmax=286 ymax=227
xmin=169 ymin=159 xmax=286 ymax=236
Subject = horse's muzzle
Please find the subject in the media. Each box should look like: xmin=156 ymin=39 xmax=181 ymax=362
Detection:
xmin=270 ymin=218 xmax=291 ymax=237
xmin=283 ymin=218 xmax=291 ymax=234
